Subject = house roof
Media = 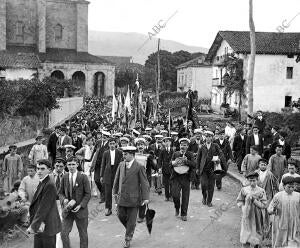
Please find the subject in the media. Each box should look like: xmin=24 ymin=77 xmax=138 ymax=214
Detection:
xmin=0 ymin=45 xmax=112 ymax=69
xmin=205 ymin=31 xmax=300 ymax=62
xmin=98 ymin=56 xmax=132 ymax=65
xmin=0 ymin=49 xmax=41 ymax=69
xmin=39 ymin=48 xmax=112 ymax=64
xmin=176 ymin=55 xmax=211 ymax=69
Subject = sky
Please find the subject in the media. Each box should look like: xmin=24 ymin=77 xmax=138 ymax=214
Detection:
xmin=88 ymin=0 xmax=300 ymax=49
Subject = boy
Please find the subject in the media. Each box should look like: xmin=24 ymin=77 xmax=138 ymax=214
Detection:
xmin=19 ymin=164 xmax=39 ymax=204
xmin=241 ymin=146 xmax=261 ymax=176
xmin=268 ymin=176 xmax=300 ymax=248
xmin=268 ymin=144 xmax=287 ymax=184
xmin=2 ymin=145 xmax=23 ymax=192
xmin=237 ymin=171 xmax=269 ymax=248
xmin=29 ymin=136 xmax=48 ymax=165
xmin=279 ymin=160 xmax=300 ymax=191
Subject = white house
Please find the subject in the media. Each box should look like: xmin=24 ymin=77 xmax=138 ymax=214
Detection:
xmin=176 ymin=55 xmax=212 ymax=99
xmin=206 ymin=31 xmax=300 ymax=113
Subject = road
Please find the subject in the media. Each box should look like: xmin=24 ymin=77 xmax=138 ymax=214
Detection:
xmin=7 ymin=176 xmax=242 ymax=248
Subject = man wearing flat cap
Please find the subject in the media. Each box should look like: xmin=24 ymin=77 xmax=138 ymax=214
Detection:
xmin=113 ymin=146 xmax=150 ymax=248
xmin=196 ymin=130 xmax=226 ymax=207
xmin=170 ymin=138 xmax=195 ymax=221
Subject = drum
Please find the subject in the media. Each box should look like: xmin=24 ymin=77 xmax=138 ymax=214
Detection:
xmin=173 ymin=157 xmax=189 ymax=174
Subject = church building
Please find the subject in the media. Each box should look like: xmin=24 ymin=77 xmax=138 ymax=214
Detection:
xmin=0 ymin=0 xmax=115 ymax=97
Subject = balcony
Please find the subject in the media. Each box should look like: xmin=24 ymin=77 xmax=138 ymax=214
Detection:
xmin=212 ymin=78 xmax=224 ymax=87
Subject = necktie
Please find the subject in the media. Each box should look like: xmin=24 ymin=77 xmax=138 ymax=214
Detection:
xmin=69 ymin=173 xmax=74 ymax=199
xmin=56 ymin=175 xmax=61 ymax=191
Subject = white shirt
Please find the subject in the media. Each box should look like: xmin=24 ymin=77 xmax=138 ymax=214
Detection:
xmin=253 ymin=134 xmax=259 ymax=145
xmin=69 ymin=170 xmax=78 ymax=185
xmin=258 ymin=170 xmax=268 ymax=183
xmin=126 ymin=159 xmax=134 ymax=169
xmin=278 ymin=139 xmax=285 ymax=146
xmin=110 ymin=149 xmax=116 ymax=165
xmin=240 ymin=134 xmax=244 ymax=141
xmin=60 ymin=135 xmax=66 ymax=145
xmin=206 ymin=143 xmax=211 ymax=150
xmin=219 ymin=139 xmax=224 ymax=145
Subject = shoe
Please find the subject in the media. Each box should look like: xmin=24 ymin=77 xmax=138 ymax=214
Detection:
xmin=202 ymin=199 xmax=207 ymax=205
xmin=99 ymin=199 xmax=105 ymax=204
xmin=165 ymin=197 xmax=169 ymax=201
xmin=181 ymin=216 xmax=187 ymax=221
xmin=175 ymin=209 xmax=179 ymax=217
xmin=123 ymin=240 xmax=130 ymax=248
xmin=137 ymin=217 xmax=144 ymax=223
xmin=207 ymin=203 xmax=213 ymax=207
xmin=217 ymin=186 xmax=221 ymax=190
xmin=239 ymin=171 xmax=243 ymax=174
xmin=105 ymin=209 xmax=112 ymax=216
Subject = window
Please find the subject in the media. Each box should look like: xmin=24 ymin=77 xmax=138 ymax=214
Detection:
xmin=286 ymin=67 xmax=293 ymax=79
xmin=0 ymin=68 xmax=6 ymax=80
xmin=287 ymin=54 xmax=294 ymax=58
xmin=54 ymin=24 xmax=63 ymax=41
xmin=16 ymin=21 xmax=24 ymax=36
xmin=285 ymin=96 xmax=292 ymax=107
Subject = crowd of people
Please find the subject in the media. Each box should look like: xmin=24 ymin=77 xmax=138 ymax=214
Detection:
xmin=0 ymin=96 xmax=299 ymax=248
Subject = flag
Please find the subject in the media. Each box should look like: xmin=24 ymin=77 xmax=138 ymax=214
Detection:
xmin=124 ymin=85 xmax=131 ymax=114
xmin=168 ymin=108 xmax=171 ymax=135
xmin=112 ymin=92 xmax=118 ymax=121
xmin=186 ymin=90 xmax=195 ymax=129
xmin=117 ymin=94 xmax=123 ymax=118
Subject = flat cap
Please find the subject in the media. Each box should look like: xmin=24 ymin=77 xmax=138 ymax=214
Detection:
xmin=179 ymin=138 xmax=190 ymax=144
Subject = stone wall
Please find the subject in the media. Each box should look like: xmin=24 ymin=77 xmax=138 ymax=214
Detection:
xmin=6 ymin=0 xmax=38 ymax=45
xmin=39 ymin=62 xmax=115 ymax=96
xmin=0 ymin=113 xmax=48 ymax=147
xmin=46 ymin=0 xmax=77 ymax=49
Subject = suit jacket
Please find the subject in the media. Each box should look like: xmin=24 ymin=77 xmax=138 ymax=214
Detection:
xmin=92 ymin=141 xmax=109 ymax=181
xmin=56 ymin=135 xmax=72 ymax=158
xmin=158 ymin=148 xmax=173 ymax=175
xmin=214 ymin=139 xmax=233 ymax=162
xmin=29 ymin=175 xmax=61 ymax=236
xmin=254 ymin=118 xmax=266 ymax=134
xmin=72 ymin=137 xmax=83 ymax=153
xmin=100 ymin=149 xmax=123 ymax=185
xmin=112 ymin=160 xmax=150 ymax=207
xmin=47 ymin=132 xmax=58 ymax=158
xmin=196 ymin=143 xmax=226 ymax=175
xmin=59 ymin=171 xmax=91 ymax=219
xmin=246 ymin=134 xmax=264 ymax=155
xmin=149 ymin=143 xmax=163 ymax=158
xmin=170 ymin=150 xmax=195 ymax=179
xmin=188 ymin=139 xmax=202 ymax=154
xmin=232 ymin=134 xmax=246 ymax=158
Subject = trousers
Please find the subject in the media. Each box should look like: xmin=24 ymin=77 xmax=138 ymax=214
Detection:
xmin=171 ymin=174 xmax=190 ymax=216
xmin=34 ymin=233 xmax=56 ymax=248
xmin=117 ymin=206 xmax=138 ymax=241
xmin=163 ymin=174 xmax=171 ymax=199
xmin=61 ymin=213 xmax=88 ymax=248
xmin=200 ymin=170 xmax=215 ymax=204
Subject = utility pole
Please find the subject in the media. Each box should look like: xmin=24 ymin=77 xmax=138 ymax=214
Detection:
xmin=156 ymin=38 xmax=161 ymax=120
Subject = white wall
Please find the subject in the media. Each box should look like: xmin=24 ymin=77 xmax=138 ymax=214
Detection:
xmin=193 ymin=66 xmax=212 ymax=98
xmin=4 ymin=68 xmax=36 ymax=80
xmin=247 ymin=54 xmax=300 ymax=112
xmin=49 ymin=97 xmax=83 ymax=127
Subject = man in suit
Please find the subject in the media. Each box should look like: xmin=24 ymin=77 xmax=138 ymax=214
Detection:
xmin=113 ymin=146 xmax=150 ymax=248
xmin=196 ymin=131 xmax=226 ymax=207
xmin=187 ymin=129 xmax=203 ymax=190
xmin=71 ymin=129 xmax=83 ymax=153
xmin=170 ymin=138 xmax=195 ymax=221
xmin=28 ymin=159 xmax=61 ymax=248
xmin=91 ymin=130 xmax=110 ymax=203
xmin=158 ymin=137 xmax=174 ymax=201
xmin=59 ymin=156 xmax=91 ymax=248
xmin=214 ymin=129 xmax=232 ymax=189
xmin=246 ymin=125 xmax=264 ymax=155
xmin=100 ymin=138 xmax=123 ymax=216
xmin=56 ymin=126 xmax=72 ymax=159
xmin=253 ymin=110 xmax=266 ymax=134
xmin=271 ymin=125 xmax=280 ymax=143
xmin=47 ymin=126 xmax=60 ymax=166
xmin=232 ymin=128 xmax=247 ymax=173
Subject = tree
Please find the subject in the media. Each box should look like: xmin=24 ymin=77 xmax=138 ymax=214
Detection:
xmin=246 ymin=0 xmax=256 ymax=117
xmin=144 ymin=50 xmax=202 ymax=92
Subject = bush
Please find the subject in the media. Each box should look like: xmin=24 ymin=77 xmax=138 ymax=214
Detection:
xmin=0 ymin=77 xmax=76 ymax=117
xmin=263 ymin=112 xmax=300 ymax=146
